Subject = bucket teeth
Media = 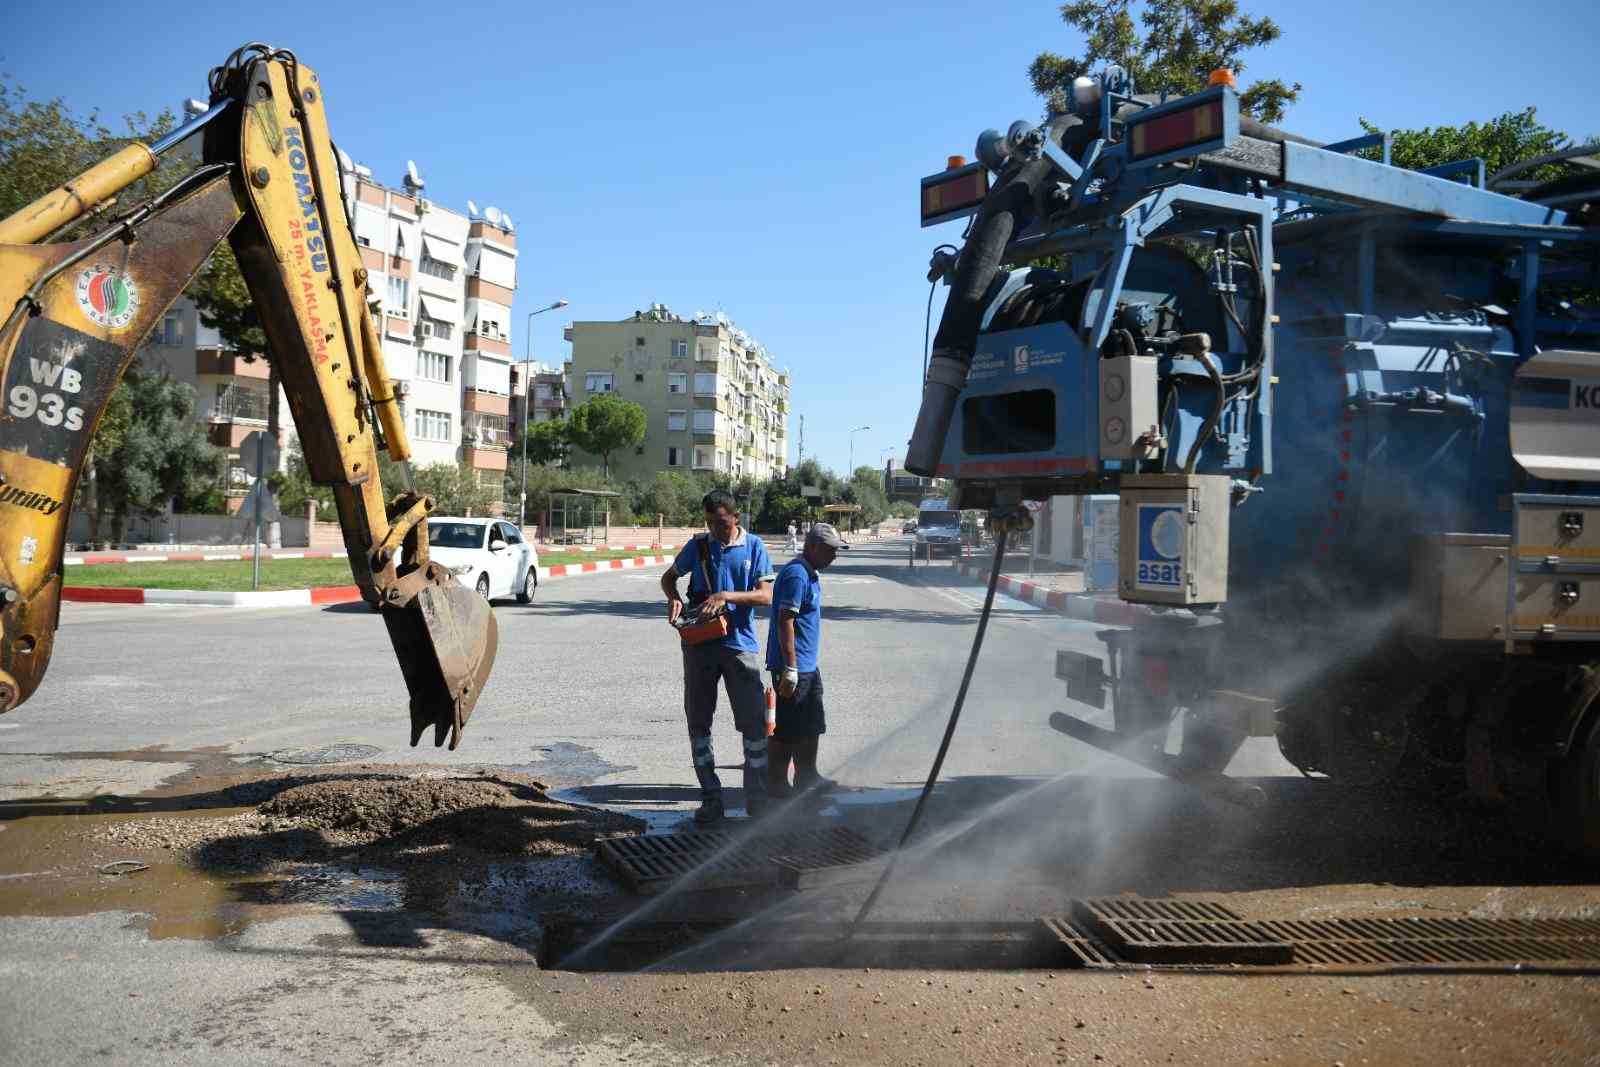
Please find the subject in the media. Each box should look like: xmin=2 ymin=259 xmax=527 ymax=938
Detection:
xmin=384 ymin=577 xmax=498 ymax=750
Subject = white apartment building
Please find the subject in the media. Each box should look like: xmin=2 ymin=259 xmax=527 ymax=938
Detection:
xmin=340 ymin=158 xmax=519 ymax=484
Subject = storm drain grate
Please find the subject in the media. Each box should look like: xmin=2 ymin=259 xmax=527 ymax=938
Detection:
xmin=1072 ymin=899 xmax=1292 ymax=965
xmin=1247 ymin=917 xmax=1600 ymax=967
xmin=596 ymin=826 xmax=884 ymax=895
xmin=1068 ymin=899 xmax=1600 ymax=968
xmin=1040 ymin=916 xmax=1121 ymax=969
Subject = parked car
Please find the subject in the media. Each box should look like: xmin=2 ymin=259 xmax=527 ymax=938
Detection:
xmin=426 ymin=517 xmax=539 ymax=604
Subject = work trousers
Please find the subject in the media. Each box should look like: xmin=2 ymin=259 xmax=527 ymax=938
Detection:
xmin=682 ymin=642 xmax=769 ymax=805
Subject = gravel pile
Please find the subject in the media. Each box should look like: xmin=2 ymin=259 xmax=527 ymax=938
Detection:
xmin=88 ymin=770 xmax=643 ymax=872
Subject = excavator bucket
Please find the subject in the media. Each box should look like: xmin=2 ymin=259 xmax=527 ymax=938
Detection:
xmin=383 ymin=577 xmax=498 ymax=750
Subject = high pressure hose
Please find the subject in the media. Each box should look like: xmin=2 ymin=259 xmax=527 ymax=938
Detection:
xmin=849 ymin=531 xmax=1011 ymax=930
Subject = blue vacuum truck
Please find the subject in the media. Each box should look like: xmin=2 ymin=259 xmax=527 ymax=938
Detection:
xmin=906 ymin=67 xmax=1600 ymax=858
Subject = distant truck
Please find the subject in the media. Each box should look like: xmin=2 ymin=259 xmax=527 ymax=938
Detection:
xmin=912 ymin=498 xmax=963 ymax=562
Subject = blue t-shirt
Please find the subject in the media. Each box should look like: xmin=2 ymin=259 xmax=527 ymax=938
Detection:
xmin=674 ymin=530 xmax=774 ymax=653
xmin=766 ymin=557 xmax=822 ymax=672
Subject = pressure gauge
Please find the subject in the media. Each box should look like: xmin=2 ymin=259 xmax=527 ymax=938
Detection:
xmin=1104 ymin=416 xmax=1127 ymax=444
xmin=1103 ymin=373 xmax=1126 ymax=403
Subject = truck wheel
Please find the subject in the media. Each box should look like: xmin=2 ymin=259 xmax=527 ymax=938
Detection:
xmin=1554 ymin=709 xmax=1600 ymax=864
xmin=516 ymin=567 xmax=537 ymax=604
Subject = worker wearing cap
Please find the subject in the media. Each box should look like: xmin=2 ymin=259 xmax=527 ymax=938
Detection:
xmin=766 ymin=522 xmax=848 ymax=801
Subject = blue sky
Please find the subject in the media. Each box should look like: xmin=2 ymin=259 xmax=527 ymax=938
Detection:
xmin=6 ymin=0 xmax=1597 ymax=476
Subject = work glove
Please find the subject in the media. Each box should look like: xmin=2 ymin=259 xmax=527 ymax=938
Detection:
xmin=778 ymin=667 xmax=799 ymax=699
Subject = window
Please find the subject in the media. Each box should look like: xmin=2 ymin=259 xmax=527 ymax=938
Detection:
xmin=154 ymin=312 xmax=183 ymax=347
xmin=584 ymin=372 xmax=614 ymax=394
xmin=500 ymin=522 xmax=523 ymax=544
xmin=716 ymin=450 xmax=728 ymax=470
xmin=476 ymin=317 xmax=503 ymax=339
xmin=634 ymin=373 xmax=645 ymax=383
xmin=418 ymin=316 xmax=453 ymax=341
xmin=357 ymin=235 xmax=371 ymax=247
xmin=666 ymin=410 xmax=687 ymax=432
xmin=697 ymin=341 xmax=717 ymax=361
xmin=667 ymin=446 xmax=683 ymax=467
xmin=693 ymin=446 xmax=712 ymax=469
xmin=635 ymin=336 xmax=646 ymax=347
xmin=671 ymin=339 xmax=688 ymax=358
xmin=412 ymin=408 xmax=451 ymax=441
xmin=693 ymin=373 xmax=717 ymax=396
xmin=667 ymin=373 xmax=687 ymax=395
xmin=693 ymin=410 xmax=716 ymax=433
xmin=419 ymin=254 xmax=454 ymax=280
xmin=417 ymin=351 xmax=450 ymax=382
xmin=394 ymin=230 xmax=407 ymax=259
xmin=464 ymin=412 xmax=507 ymax=448
xmin=386 ymin=275 xmax=409 ymax=315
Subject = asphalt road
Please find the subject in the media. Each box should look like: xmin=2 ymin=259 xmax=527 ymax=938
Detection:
xmin=7 ymin=536 xmax=1279 ymax=806
xmin=4 ymin=538 xmax=1593 ymax=1065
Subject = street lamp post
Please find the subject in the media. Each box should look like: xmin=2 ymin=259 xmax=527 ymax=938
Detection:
xmin=518 ymin=298 xmax=569 ymax=530
xmin=847 ymin=424 xmax=870 ymax=478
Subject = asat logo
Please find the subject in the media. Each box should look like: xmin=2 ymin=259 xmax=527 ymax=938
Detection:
xmin=1013 ymin=344 xmax=1031 ymax=373
xmin=74 ymin=266 xmax=140 ymax=330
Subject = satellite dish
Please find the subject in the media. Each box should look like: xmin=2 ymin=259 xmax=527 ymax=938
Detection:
xmin=502 ymin=213 xmax=515 ymax=231
xmin=466 ymin=199 xmax=479 ymax=218
xmin=405 ymin=159 xmax=424 ymax=187
xmin=336 ymin=147 xmax=354 ymax=173
xmin=484 ymin=205 xmax=503 ymax=225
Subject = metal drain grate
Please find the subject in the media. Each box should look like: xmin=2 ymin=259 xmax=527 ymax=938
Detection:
xmin=596 ymin=826 xmax=884 ymax=895
xmin=1247 ymin=917 xmax=1600 ymax=967
xmin=1073 ymin=899 xmax=1292 ymax=965
xmin=1040 ymin=916 xmax=1120 ymax=969
xmin=1068 ymin=899 xmax=1600 ymax=968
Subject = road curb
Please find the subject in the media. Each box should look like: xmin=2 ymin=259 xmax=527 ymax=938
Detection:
xmin=60 ymin=553 xmax=675 ymax=608
xmin=64 ymin=550 xmax=341 ymax=567
xmin=950 ymin=558 xmax=1143 ymax=625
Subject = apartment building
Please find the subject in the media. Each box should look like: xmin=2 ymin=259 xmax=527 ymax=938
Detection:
xmin=566 ymin=304 xmax=789 ymax=483
xmin=509 ymin=359 xmax=567 ymax=446
xmin=340 ymin=158 xmax=519 ymax=485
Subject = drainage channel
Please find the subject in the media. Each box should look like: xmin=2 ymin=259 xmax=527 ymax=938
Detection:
xmin=595 ymin=826 xmax=884 ymax=895
xmin=547 ymin=884 xmax=1600 ymax=972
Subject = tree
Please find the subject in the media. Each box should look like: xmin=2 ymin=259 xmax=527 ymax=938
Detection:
xmin=411 ymin=461 xmax=500 ymax=517
xmin=522 ymin=417 xmax=572 ymax=467
xmin=89 ymin=372 xmax=222 ymax=544
xmin=1029 ymin=0 xmax=1300 ymax=123
xmin=567 ymin=394 xmax=646 ymax=477
xmin=1357 ymin=108 xmax=1580 ymax=183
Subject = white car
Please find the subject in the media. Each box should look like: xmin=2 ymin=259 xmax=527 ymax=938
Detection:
xmin=426 ymin=517 xmax=539 ymax=604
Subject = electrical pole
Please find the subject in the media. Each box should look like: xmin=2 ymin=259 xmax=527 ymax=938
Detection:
xmin=797 ymin=414 xmax=804 ymax=463
xmin=518 ymin=298 xmax=569 ymax=530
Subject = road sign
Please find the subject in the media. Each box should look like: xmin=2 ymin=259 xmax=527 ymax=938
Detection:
xmin=238 ymin=430 xmax=281 ymax=476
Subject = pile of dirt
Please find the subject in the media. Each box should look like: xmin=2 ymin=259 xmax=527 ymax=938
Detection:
xmin=257 ymin=773 xmax=639 ymax=855
xmin=89 ymin=770 xmax=644 ymax=872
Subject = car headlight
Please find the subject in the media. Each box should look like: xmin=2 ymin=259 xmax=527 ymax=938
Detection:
xmin=449 ymin=564 xmax=474 ymax=576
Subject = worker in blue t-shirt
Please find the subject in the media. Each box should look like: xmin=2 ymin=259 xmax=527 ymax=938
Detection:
xmin=660 ymin=489 xmax=776 ymax=824
xmin=765 ymin=522 xmax=848 ymax=800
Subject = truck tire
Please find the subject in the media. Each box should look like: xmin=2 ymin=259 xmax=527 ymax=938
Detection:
xmin=1554 ymin=708 xmax=1600 ymax=864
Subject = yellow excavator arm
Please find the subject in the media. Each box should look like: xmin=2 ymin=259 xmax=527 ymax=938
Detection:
xmin=0 ymin=44 xmax=497 ymax=748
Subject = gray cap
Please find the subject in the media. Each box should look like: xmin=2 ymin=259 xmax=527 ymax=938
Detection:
xmin=806 ymin=522 xmax=850 ymax=549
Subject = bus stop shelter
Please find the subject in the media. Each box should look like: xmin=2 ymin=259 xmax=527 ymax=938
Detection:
xmin=820 ymin=503 xmax=863 ymax=536
xmin=547 ymin=488 xmax=621 ymax=545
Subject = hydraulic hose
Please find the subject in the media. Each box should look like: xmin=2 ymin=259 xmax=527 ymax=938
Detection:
xmin=905 ymin=153 xmax=1056 ymax=476
xmin=849 ymin=533 xmax=1009 ymax=929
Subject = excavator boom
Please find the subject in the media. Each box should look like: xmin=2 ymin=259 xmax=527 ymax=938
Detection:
xmin=0 ymin=44 xmax=497 ymax=747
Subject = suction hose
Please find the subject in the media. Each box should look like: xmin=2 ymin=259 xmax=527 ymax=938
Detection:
xmin=849 ymin=532 xmax=1010 ymax=929
xmin=904 ymin=154 xmax=1057 ymax=476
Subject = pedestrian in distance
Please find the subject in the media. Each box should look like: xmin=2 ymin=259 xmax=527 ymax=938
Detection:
xmin=767 ymin=522 xmax=848 ymax=803
xmin=661 ymin=489 xmax=776 ymax=823
xmin=785 ymin=521 xmax=798 ymax=553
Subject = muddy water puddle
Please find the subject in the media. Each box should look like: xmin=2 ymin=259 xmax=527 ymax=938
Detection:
xmin=0 ymin=761 xmax=644 ymax=942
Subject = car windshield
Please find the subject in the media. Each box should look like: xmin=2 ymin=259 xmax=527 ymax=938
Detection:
xmin=428 ymin=522 xmax=484 ymax=549
xmin=919 ymin=511 xmax=959 ymax=528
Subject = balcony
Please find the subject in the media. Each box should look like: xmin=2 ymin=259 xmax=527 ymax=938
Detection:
xmin=196 ymin=350 xmax=270 ymax=380
xmin=462 ymin=389 xmax=509 ymax=416
xmin=464 ymin=447 xmax=508 ymax=471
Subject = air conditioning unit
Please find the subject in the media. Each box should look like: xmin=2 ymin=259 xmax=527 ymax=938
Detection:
xmin=393 ymin=381 xmax=410 ymax=398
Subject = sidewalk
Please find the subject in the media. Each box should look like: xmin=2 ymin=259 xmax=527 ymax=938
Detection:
xmin=950 ymin=556 xmax=1142 ymax=625
xmin=61 ymin=553 xmax=675 ymax=608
